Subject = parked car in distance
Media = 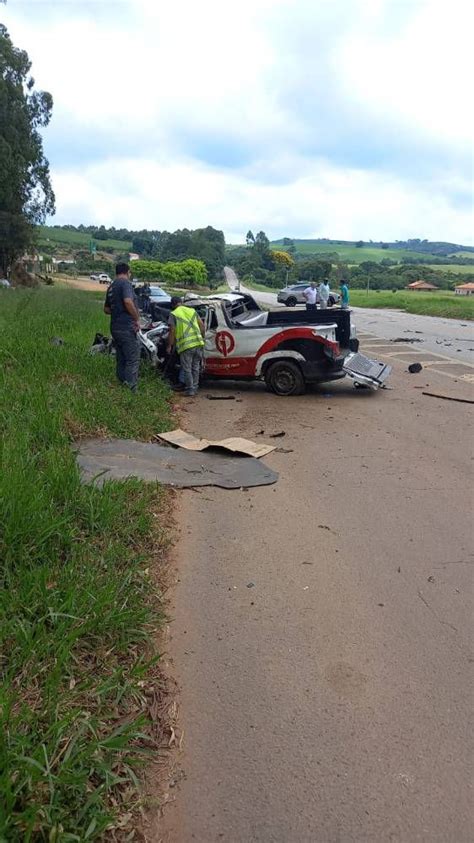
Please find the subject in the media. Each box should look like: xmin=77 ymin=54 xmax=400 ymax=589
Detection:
xmin=98 ymin=273 xmax=111 ymax=284
xmin=277 ymin=282 xmax=341 ymax=307
xmin=148 ymin=284 xmax=171 ymax=303
xmin=89 ymin=273 xmax=100 ymax=281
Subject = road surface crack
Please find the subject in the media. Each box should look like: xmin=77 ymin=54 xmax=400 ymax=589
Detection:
xmin=417 ymin=589 xmax=458 ymax=633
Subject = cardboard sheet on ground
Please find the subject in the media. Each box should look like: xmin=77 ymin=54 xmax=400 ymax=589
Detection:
xmin=76 ymin=438 xmax=278 ymax=489
xmin=157 ymin=428 xmax=276 ymax=459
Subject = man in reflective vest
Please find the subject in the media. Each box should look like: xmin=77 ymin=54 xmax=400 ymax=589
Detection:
xmin=167 ymin=296 xmax=206 ymax=396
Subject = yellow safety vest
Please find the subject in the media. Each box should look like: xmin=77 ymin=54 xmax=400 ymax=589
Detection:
xmin=173 ymin=306 xmax=205 ymax=354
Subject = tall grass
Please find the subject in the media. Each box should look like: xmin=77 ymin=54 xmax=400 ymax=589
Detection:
xmin=0 ymin=287 xmax=172 ymax=840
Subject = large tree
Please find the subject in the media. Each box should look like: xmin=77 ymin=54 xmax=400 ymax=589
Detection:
xmin=0 ymin=24 xmax=55 ymax=275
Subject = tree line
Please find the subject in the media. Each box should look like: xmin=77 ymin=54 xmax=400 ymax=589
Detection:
xmin=229 ymin=230 xmax=474 ymax=291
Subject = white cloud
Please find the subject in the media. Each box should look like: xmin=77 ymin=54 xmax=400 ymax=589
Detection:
xmin=3 ymin=0 xmax=473 ymax=242
xmin=53 ymin=154 xmax=474 ymax=243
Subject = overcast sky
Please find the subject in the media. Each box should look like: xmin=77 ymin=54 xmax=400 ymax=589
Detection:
xmin=3 ymin=0 xmax=473 ymax=243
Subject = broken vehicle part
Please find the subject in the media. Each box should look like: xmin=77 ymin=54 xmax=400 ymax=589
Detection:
xmin=342 ymin=352 xmax=392 ymax=390
xmin=76 ymin=438 xmax=278 ymax=489
xmin=156 ymin=428 xmax=275 ymax=458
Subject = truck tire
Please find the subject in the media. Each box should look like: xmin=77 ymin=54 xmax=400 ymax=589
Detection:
xmin=286 ymin=297 xmax=297 ymax=307
xmin=264 ymin=360 xmax=305 ymax=396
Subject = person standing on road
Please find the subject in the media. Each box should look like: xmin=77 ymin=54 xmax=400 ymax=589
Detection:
xmin=319 ymin=279 xmax=330 ymax=309
xmin=104 ymin=263 xmax=141 ymax=391
xmin=167 ymin=297 xmax=205 ymax=397
xmin=340 ymin=279 xmax=350 ymax=309
xmin=303 ymin=281 xmax=318 ymax=313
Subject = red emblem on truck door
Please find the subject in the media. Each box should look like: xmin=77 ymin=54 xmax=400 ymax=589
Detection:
xmin=215 ymin=331 xmax=235 ymax=357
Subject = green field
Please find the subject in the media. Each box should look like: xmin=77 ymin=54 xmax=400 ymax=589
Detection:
xmin=271 ymin=240 xmax=470 ymax=265
xmin=349 ymin=289 xmax=474 ymax=319
xmin=39 ymin=226 xmax=132 ymax=252
xmin=0 ymin=286 xmax=171 ymax=839
xmin=425 ymin=264 xmax=474 ymax=275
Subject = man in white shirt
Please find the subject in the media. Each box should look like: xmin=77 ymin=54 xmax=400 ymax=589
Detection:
xmin=319 ymin=279 xmax=330 ymax=309
xmin=303 ymin=281 xmax=318 ymax=314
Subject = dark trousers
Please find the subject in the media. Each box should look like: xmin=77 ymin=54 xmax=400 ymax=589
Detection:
xmin=111 ymin=328 xmax=139 ymax=390
xmin=306 ymin=303 xmax=317 ymax=313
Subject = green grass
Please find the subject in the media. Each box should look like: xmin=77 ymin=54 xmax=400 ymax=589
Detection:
xmin=39 ymin=226 xmax=132 ymax=252
xmin=0 ymin=287 xmax=172 ymax=840
xmin=270 ymin=241 xmax=430 ymax=263
xmin=424 ymin=264 xmax=474 ymax=275
xmin=349 ymin=289 xmax=474 ymax=319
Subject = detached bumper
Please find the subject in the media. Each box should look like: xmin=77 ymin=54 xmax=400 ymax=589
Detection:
xmin=342 ymin=352 xmax=392 ymax=390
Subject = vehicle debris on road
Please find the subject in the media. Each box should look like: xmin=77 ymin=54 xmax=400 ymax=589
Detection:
xmin=408 ymin=363 xmax=423 ymax=373
xmin=156 ymin=428 xmax=276 ymax=458
xmin=76 ymin=438 xmax=278 ymax=489
xmin=422 ymin=392 xmax=474 ymax=405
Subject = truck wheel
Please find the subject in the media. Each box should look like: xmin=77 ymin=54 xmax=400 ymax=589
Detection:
xmin=265 ymin=360 xmax=305 ymax=396
xmin=286 ymin=297 xmax=297 ymax=307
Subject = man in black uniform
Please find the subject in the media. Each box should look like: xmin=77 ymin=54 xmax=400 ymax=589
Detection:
xmin=104 ymin=263 xmax=141 ymax=391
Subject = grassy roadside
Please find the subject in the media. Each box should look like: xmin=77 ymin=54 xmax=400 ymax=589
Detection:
xmin=0 ymin=287 xmax=172 ymax=840
xmin=349 ymin=289 xmax=474 ymax=319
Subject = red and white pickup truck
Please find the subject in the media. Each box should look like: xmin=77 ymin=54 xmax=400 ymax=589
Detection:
xmin=142 ymin=293 xmax=391 ymax=395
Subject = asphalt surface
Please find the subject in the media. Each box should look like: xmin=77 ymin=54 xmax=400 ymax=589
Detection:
xmin=157 ymin=326 xmax=473 ymax=840
xmin=224 ymin=267 xmax=474 ymax=366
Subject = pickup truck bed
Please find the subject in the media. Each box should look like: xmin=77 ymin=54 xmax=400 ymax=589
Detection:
xmin=220 ymin=300 xmax=354 ymax=352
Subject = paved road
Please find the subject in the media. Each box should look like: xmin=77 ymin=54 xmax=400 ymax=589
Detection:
xmin=158 ymin=349 xmax=473 ymax=841
xmin=224 ymin=267 xmax=474 ymax=365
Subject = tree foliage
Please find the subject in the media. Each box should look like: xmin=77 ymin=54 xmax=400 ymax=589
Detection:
xmin=0 ymin=25 xmax=55 ymax=275
xmin=131 ymin=258 xmax=208 ymax=287
xmin=272 ymin=250 xmax=294 ymax=268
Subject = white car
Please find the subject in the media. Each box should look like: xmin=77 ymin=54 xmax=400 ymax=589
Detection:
xmin=89 ymin=273 xmax=111 ymax=283
xmin=277 ymin=283 xmax=341 ymax=307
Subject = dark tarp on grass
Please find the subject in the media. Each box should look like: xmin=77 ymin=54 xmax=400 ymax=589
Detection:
xmin=76 ymin=438 xmax=278 ymax=489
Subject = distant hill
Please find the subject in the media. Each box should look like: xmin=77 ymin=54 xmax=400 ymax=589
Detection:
xmin=38 ymin=226 xmax=132 ymax=254
xmin=270 ymin=238 xmax=474 ymax=264
xmin=271 ymin=237 xmax=474 ymax=259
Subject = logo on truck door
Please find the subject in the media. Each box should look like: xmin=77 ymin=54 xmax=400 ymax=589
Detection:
xmin=215 ymin=331 xmax=235 ymax=357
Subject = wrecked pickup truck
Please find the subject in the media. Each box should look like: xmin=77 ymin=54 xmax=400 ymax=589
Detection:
xmin=141 ymin=293 xmax=391 ymax=396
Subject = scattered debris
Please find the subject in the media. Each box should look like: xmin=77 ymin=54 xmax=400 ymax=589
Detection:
xmin=391 ymin=337 xmax=423 ymax=343
xmin=275 ymin=447 xmax=293 ymax=453
xmin=269 ymin=431 xmax=286 ymax=438
xmin=156 ymin=428 xmax=275 ymax=458
xmin=427 ymin=576 xmax=435 ymax=583
xmin=246 ymin=582 xmax=255 ymax=588
xmin=422 ymin=392 xmax=474 ymax=405
xmin=205 ymin=394 xmax=236 ymax=401
xmin=408 ymin=363 xmax=423 ymax=373
xmin=50 ymin=336 xmax=64 ymax=346
xmin=76 ymin=438 xmax=279 ymax=489
xmin=90 ymin=332 xmax=113 ymax=354
xmin=378 ymin=603 xmax=385 ymax=607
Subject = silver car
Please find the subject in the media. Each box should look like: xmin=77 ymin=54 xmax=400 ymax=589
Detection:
xmin=277 ymin=282 xmax=340 ymax=307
